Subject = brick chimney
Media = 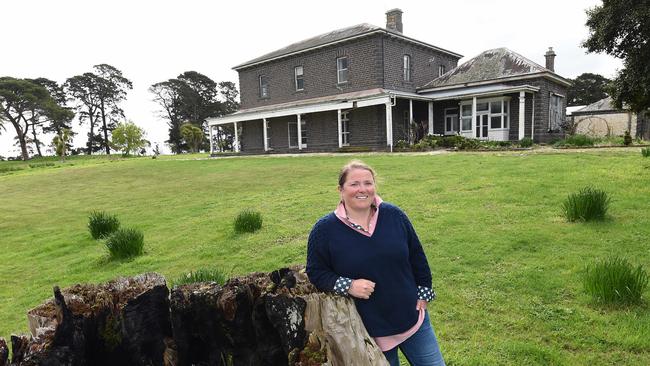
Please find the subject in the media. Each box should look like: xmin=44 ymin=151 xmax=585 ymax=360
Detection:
xmin=545 ymin=47 xmax=556 ymax=72
xmin=386 ymin=9 xmax=403 ymax=33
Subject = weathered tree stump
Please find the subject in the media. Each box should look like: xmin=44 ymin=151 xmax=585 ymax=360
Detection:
xmin=0 ymin=338 xmax=8 ymax=366
xmin=4 ymin=267 xmax=388 ymax=366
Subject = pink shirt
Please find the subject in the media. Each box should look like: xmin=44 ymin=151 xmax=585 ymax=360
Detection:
xmin=334 ymin=195 xmax=426 ymax=351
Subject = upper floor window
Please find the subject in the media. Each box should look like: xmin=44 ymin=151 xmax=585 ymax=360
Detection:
xmin=403 ymin=55 xmax=411 ymax=82
xmin=259 ymin=75 xmax=269 ymax=98
xmin=337 ymin=57 xmax=348 ymax=84
xmin=438 ymin=65 xmax=446 ymax=77
xmin=294 ymin=66 xmax=304 ymax=91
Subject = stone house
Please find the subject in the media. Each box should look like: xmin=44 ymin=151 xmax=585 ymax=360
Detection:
xmin=569 ymin=96 xmax=650 ymax=139
xmin=208 ymin=9 xmax=571 ymax=154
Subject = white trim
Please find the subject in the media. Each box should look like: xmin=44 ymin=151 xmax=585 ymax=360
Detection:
xmin=471 ymin=97 xmax=477 ymax=136
xmin=418 ymin=72 xmax=571 ymax=93
xmin=444 ymin=108 xmax=459 ymax=135
xmin=209 ymin=125 xmax=214 ymax=154
xmin=531 ymin=98 xmax=535 ymax=141
xmin=234 ymin=122 xmax=239 ymax=152
xmin=337 ymin=109 xmax=343 ymax=148
xmin=357 ymin=96 xmax=391 ymax=108
xmin=403 ymin=54 xmax=411 ymax=82
xmin=385 ymin=102 xmax=393 ymax=149
xmin=210 ymin=101 xmax=354 ymax=125
xmin=518 ymin=91 xmax=526 ymax=140
xmin=340 ymin=111 xmax=350 ymax=146
xmin=408 ymin=99 xmax=414 ymax=143
xmin=263 ymin=118 xmax=269 ymax=152
xmin=232 ymin=29 xmax=463 ymax=70
xmin=297 ymin=114 xmax=303 ymax=150
xmin=422 ymin=85 xmax=538 ymax=101
xmin=428 ymin=102 xmax=434 ymax=135
xmin=337 ymin=56 xmax=348 ymax=84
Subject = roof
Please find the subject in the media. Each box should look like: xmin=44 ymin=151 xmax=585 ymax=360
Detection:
xmin=573 ymin=96 xmax=618 ymax=113
xmin=233 ymin=23 xmax=462 ymax=70
xmin=420 ymin=47 xmax=569 ymax=89
xmin=566 ymin=105 xmax=587 ymax=116
xmin=419 ymin=83 xmax=540 ymax=101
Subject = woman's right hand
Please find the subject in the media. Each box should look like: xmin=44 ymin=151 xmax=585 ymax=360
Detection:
xmin=348 ymin=279 xmax=376 ymax=299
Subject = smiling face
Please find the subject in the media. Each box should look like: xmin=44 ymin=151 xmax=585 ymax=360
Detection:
xmin=338 ymin=168 xmax=376 ymax=212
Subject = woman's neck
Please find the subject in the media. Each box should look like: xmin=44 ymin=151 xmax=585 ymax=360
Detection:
xmin=345 ymin=206 xmax=372 ymax=224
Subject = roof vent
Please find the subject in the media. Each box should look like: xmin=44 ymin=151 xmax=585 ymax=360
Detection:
xmin=386 ymin=9 xmax=403 ymax=33
xmin=545 ymin=47 xmax=556 ymax=72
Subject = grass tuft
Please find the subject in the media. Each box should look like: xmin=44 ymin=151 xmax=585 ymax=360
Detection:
xmin=104 ymin=228 xmax=144 ymax=259
xmin=641 ymin=147 xmax=650 ymax=157
xmin=562 ymin=187 xmax=610 ymax=222
xmin=88 ymin=211 xmax=120 ymax=239
xmin=234 ymin=209 xmax=263 ymax=233
xmin=173 ymin=268 xmax=228 ymax=286
xmin=583 ymin=257 xmax=649 ymax=305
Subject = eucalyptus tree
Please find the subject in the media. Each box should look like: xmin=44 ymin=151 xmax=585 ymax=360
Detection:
xmin=65 ymin=73 xmax=102 ymax=154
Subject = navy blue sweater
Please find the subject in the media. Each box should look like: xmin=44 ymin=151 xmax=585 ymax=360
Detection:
xmin=306 ymin=203 xmax=432 ymax=337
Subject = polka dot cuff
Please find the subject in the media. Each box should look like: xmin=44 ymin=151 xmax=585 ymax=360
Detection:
xmin=333 ymin=277 xmax=352 ymax=296
xmin=417 ymin=286 xmax=436 ymax=302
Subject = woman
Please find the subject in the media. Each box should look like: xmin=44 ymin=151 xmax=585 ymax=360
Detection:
xmin=306 ymin=160 xmax=445 ymax=366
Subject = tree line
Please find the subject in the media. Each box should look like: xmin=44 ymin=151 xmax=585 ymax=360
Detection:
xmin=1 ymin=66 xmax=239 ymax=160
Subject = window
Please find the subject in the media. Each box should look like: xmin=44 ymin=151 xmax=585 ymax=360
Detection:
xmin=294 ymin=66 xmax=304 ymax=91
xmin=461 ymin=104 xmax=472 ymax=131
xmin=341 ymin=111 xmax=350 ymax=146
xmin=259 ymin=75 xmax=269 ymax=98
xmin=438 ymin=65 xmax=446 ymax=77
xmin=288 ymin=119 xmax=307 ymax=148
xmin=403 ymin=55 xmax=411 ymax=82
xmin=549 ymin=94 xmax=563 ymax=131
xmin=337 ymin=57 xmax=348 ymax=84
xmin=444 ymin=108 xmax=459 ymax=134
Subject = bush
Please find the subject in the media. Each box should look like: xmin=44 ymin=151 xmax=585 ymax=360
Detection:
xmin=394 ymin=140 xmax=409 ymax=149
xmin=105 ymin=228 xmax=144 ymax=259
xmin=642 ymin=147 xmax=650 ymax=157
xmin=562 ymin=187 xmax=610 ymax=222
xmin=438 ymin=135 xmax=464 ymax=148
xmin=88 ymin=211 xmax=120 ymax=239
xmin=555 ymin=134 xmax=596 ymax=147
xmin=623 ymin=130 xmax=633 ymax=146
xmin=583 ymin=257 xmax=648 ymax=305
xmin=456 ymin=137 xmax=482 ymax=150
xmin=234 ymin=209 xmax=263 ymax=233
xmin=519 ymin=137 xmax=533 ymax=148
xmin=173 ymin=268 xmax=228 ymax=286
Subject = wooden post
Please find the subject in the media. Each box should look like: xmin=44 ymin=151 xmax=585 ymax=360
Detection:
xmin=519 ymin=91 xmax=526 ymax=140
xmin=428 ymin=101 xmax=434 ymax=135
xmin=263 ymin=118 xmax=268 ymax=152
xmin=297 ymin=114 xmax=302 ymax=150
xmin=234 ymin=122 xmax=239 ymax=152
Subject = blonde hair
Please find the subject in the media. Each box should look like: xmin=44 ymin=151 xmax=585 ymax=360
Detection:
xmin=338 ymin=160 xmax=376 ymax=187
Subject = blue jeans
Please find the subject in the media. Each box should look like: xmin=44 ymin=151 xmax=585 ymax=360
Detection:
xmin=383 ymin=311 xmax=445 ymax=366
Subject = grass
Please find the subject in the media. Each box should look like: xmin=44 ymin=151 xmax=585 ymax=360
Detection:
xmin=104 ymin=228 xmax=144 ymax=259
xmin=233 ymin=209 xmax=263 ymax=233
xmin=642 ymin=147 xmax=650 ymax=157
xmin=1 ymin=150 xmax=650 ymax=365
xmin=562 ymin=187 xmax=611 ymax=222
xmin=583 ymin=257 xmax=648 ymax=305
xmin=88 ymin=211 xmax=120 ymax=239
xmin=172 ymin=267 xmax=228 ymax=287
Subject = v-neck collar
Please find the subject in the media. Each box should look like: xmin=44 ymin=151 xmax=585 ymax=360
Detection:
xmin=334 ymin=195 xmax=383 ymax=237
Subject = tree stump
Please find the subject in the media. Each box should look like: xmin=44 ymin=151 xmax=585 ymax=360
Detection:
xmin=4 ymin=267 xmax=388 ymax=366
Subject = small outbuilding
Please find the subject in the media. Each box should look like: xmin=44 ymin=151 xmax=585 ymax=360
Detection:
xmin=569 ymin=97 xmax=650 ymax=139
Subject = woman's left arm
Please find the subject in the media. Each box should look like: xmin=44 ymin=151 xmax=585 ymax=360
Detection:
xmin=400 ymin=209 xmax=436 ymax=302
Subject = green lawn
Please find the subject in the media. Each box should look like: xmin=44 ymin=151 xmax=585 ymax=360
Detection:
xmin=1 ymin=150 xmax=649 ymax=365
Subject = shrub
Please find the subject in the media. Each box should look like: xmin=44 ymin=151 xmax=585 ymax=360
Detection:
xmin=623 ymin=130 xmax=633 ymax=146
xmin=562 ymin=187 xmax=610 ymax=222
xmin=394 ymin=140 xmax=409 ymax=149
xmin=0 ymin=165 xmax=25 ymax=173
xmin=456 ymin=137 xmax=482 ymax=150
xmin=642 ymin=147 xmax=650 ymax=157
xmin=438 ymin=135 xmax=464 ymax=148
xmin=173 ymin=268 xmax=228 ymax=286
xmin=105 ymin=228 xmax=144 ymax=259
xmin=554 ymin=134 xmax=596 ymax=147
xmin=88 ymin=211 xmax=120 ymax=239
xmin=583 ymin=257 xmax=648 ymax=305
xmin=519 ymin=137 xmax=533 ymax=148
xmin=234 ymin=209 xmax=263 ymax=233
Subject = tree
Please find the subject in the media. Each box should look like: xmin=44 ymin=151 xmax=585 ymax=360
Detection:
xmin=583 ymin=0 xmax=650 ymax=113
xmin=52 ymin=128 xmax=72 ymax=161
xmin=150 ymin=72 xmax=239 ymax=153
xmin=567 ymin=73 xmax=611 ymax=106
xmin=26 ymin=78 xmax=75 ymax=157
xmin=180 ymin=122 xmax=204 ymax=153
xmin=65 ymin=73 xmax=102 ymax=154
xmin=94 ymin=64 xmax=133 ymax=154
xmin=0 ymin=77 xmax=68 ymax=160
xmin=111 ymin=121 xmax=147 ymax=156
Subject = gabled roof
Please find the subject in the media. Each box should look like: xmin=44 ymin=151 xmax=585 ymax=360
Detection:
xmin=233 ymin=23 xmax=462 ymax=70
xmin=420 ymin=47 xmax=570 ymax=90
xmin=574 ymin=96 xmax=617 ymax=113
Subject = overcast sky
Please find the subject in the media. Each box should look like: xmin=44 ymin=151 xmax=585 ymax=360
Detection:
xmin=0 ymin=0 xmax=620 ymax=158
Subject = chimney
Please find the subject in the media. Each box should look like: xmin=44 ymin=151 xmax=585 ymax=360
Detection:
xmin=386 ymin=9 xmax=403 ymax=33
xmin=545 ymin=47 xmax=556 ymax=72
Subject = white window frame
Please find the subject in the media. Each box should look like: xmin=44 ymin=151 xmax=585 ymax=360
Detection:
xmin=294 ymin=66 xmax=304 ymax=91
xmin=337 ymin=57 xmax=348 ymax=84
xmin=403 ymin=55 xmax=411 ymax=82
xmin=438 ymin=65 xmax=446 ymax=77
xmin=288 ymin=120 xmax=307 ymax=149
xmin=459 ymin=97 xmax=512 ymax=132
xmin=341 ymin=111 xmax=350 ymax=146
xmin=259 ymin=75 xmax=269 ymax=98
xmin=444 ymin=108 xmax=459 ymax=135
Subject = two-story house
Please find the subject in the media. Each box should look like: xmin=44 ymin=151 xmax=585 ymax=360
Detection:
xmin=208 ymin=9 xmax=570 ymax=154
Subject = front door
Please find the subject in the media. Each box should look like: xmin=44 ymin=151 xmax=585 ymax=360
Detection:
xmin=475 ymin=114 xmax=488 ymax=139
